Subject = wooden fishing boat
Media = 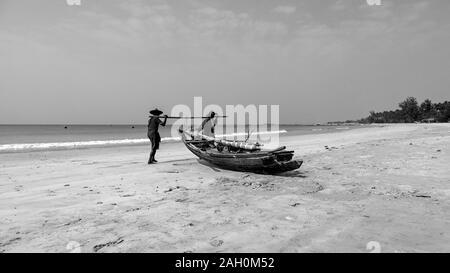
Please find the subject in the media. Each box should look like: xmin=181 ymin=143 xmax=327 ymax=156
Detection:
xmin=180 ymin=131 xmax=302 ymax=174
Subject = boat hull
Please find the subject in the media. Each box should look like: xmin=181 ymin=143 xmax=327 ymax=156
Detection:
xmin=182 ymin=137 xmax=302 ymax=174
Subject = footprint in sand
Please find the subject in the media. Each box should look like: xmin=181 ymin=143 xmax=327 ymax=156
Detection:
xmin=210 ymin=239 xmax=224 ymax=247
xmin=63 ymin=218 xmax=82 ymax=226
xmin=93 ymin=237 xmax=124 ymax=252
xmin=47 ymin=190 xmax=57 ymax=197
xmin=0 ymin=237 xmax=22 ymax=248
xmin=120 ymin=194 xmax=135 ymax=198
xmin=125 ymin=207 xmax=141 ymax=212
xmin=163 ymin=168 xmax=186 ymax=174
xmin=164 ymin=186 xmax=188 ymax=193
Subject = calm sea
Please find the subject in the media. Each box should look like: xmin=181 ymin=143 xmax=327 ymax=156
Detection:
xmin=0 ymin=124 xmax=362 ymax=152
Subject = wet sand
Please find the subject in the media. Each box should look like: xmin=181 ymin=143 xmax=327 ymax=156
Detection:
xmin=1 ymin=124 xmax=449 ymax=252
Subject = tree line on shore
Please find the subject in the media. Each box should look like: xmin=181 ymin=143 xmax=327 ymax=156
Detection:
xmin=358 ymin=97 xmax=450 ymax=124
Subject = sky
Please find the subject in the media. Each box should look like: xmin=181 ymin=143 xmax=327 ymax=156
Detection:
xmin=0 ymin=0 xmax=449 ymax=124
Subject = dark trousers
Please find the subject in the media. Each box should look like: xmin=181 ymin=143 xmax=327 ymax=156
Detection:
xmin=148 ymin=132 xmax=161 ymax=163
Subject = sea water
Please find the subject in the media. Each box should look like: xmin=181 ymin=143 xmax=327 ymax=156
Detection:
xmin=0 ymin=124 xmax=363 ymax=153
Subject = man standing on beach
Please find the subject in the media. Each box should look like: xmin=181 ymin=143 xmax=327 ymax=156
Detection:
xmin=148 ymin=109 xmax=168 ymax=164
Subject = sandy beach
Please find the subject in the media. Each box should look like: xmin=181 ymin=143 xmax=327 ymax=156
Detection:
xmin=1 ymin=124 xmax=449 ymax=253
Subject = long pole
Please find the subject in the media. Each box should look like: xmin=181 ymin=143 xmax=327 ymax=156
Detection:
xmin=151 ymin=116 xmax=227 ymax=119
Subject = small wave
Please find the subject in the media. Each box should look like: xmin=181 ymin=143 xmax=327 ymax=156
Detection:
xmin=0 ymin=130 xmax=287 ymax=153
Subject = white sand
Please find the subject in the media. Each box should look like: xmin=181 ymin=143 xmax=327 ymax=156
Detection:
xmin=1 ymin=124 xmax=449 ymax=252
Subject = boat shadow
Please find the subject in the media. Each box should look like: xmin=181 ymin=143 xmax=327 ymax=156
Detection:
xmin=197 ymin=159 xmax=223 ymax=172
xmin=271 ymin=170 xmax=308 ymax=178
